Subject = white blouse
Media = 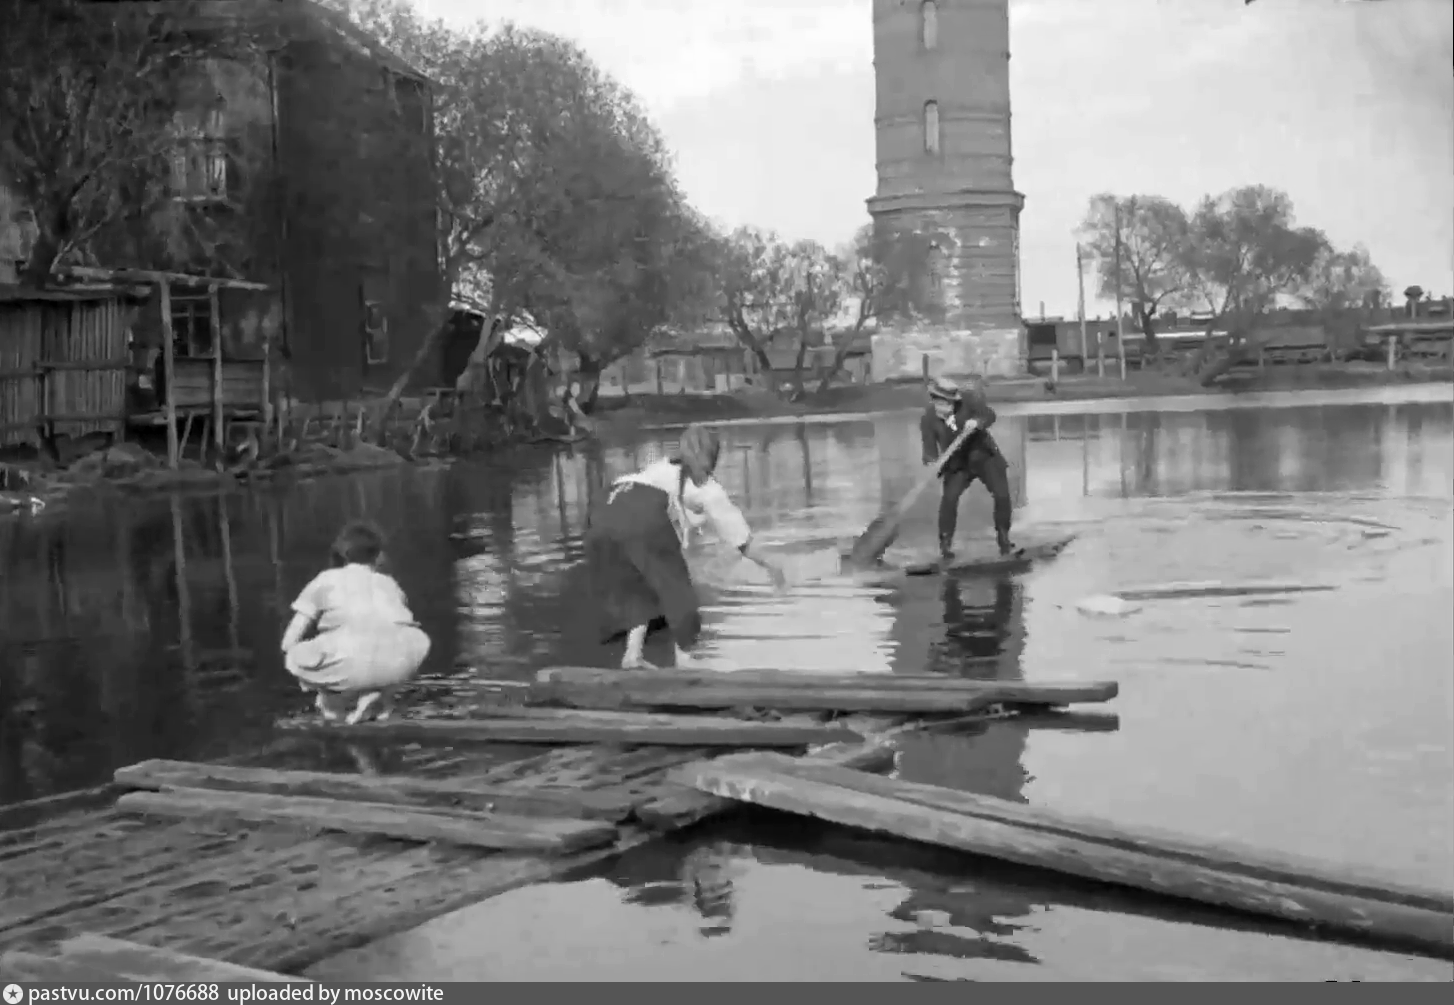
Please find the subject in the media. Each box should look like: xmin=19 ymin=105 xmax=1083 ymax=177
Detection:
xmin=613 ymin=458 xmax=752 ymax=550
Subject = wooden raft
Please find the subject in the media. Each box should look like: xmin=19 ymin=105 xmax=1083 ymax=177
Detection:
xmin=677 ymin=752 xmax=1454 ymax=959
xmin=0 ymin=717 xmax=909 ymax=975
xmin=529 ymin=666 xmax=1118 ymax=714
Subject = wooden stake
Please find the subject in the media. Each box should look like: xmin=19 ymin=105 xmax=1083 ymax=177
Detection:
xmin=159 ymin=280 xmax=178 ymax=469
xmin=209 ymin=284 xmax=224 ymax=465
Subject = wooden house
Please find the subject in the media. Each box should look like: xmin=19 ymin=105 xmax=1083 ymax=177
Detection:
xmin=0 ymin=286 xmax=135 ymax=452
xmin=71 ymin=0 xmax=441 ymax=405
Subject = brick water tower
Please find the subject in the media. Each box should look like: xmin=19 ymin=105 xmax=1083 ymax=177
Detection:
xmin=867 ymin=0 xmax=1026 ymax=379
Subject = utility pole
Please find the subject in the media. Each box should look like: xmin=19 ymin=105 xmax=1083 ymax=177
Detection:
xmin=1113 ymin=202 xmax=1127 ymax=379
xmin=1076 ymin=243 xmax=1090 ymax=375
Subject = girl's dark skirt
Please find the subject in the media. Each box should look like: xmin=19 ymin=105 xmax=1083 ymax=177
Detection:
xmin=584 ymin=483 xmax=702 ymax=649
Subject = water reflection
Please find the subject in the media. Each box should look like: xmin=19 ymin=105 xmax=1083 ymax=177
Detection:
xmin=1 ymin=398 xmax=1450 ymax=841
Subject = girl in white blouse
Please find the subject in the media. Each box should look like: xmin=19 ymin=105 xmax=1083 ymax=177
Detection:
xmin=281 ymin=521 xmax=430 ymax=723
xmin=584 ymin=424 xmax=785 ymax=668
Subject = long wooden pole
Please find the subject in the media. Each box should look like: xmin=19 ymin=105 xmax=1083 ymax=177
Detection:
xmin=1076 ymin=243 xmax=1090 ymax=372
xmin=1113 ymin=205 xmax=1127 ymax=380
xmin=170 ymin=493 xmax=194 ymax=672
xmin=159 ymin=280 xmax=178 ymax=468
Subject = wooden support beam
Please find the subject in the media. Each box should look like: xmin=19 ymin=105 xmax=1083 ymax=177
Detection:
xmin=678 ymin=752 xmax=1454 ymax=959
xmin=273 ymin=710 xmax=861 ymax=748
xmin=114 ymin=759 xmax=639 ymax=821
xmin=116 ymin=786 xmax=618 ymax=854
xmin=159 ymin=278 xmax=179 ymax=468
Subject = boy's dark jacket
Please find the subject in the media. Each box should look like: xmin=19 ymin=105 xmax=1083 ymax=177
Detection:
xmin=920 ymin=393 xmax=1001 ymax=473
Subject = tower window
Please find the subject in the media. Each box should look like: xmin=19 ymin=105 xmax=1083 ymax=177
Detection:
xmin=922 ymin=1 xmax=938 ymax=51
xmin=923 ymin=100 xmax=940 ymax=155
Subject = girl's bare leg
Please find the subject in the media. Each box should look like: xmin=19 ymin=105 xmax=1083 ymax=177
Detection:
xmin=622 ymin=625 xmax=656 ymax=669
xmin=314 ymin=691 xmax=347 ymax=722
xmin=674 ymin=645 xmax=701 ymax=669
xmin=345 ymin=690 xmax=384 ymax=725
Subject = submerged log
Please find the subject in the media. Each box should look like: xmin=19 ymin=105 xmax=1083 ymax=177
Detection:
xmin=274 ymin=711 xmax=860 ymax=748
xmin=116 ymin=786 xmax=618 ymax=855
xmin=678 ymin=752 xmax=1454 ymax=959
xmin=17 ymin=934 xmax=308 ymax=983
xmin=114 ymin=759 xmax=639 ymax=821
xmin=531 ymin=667 xmax=1117 ymax=712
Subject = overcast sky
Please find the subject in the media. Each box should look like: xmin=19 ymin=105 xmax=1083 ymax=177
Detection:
xmin=415 ymin=0 xmax=1453 ymax=316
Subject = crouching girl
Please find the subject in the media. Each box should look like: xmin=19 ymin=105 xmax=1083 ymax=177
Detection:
xmin=282 ymin=521 xmax=430 ymax=724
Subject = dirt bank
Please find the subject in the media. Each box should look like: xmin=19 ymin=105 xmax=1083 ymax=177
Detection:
xmin=596 ymin=363 xmax=1453 ymax=430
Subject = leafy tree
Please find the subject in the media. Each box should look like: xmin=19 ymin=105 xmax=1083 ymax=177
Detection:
xmin=324 ymin=1 xmax=703 ymax=421
xmin=0 ymin=0 xmax=243 ymax=283
xmin=1077 ymin=193 xmax=1191 ymax=351
xmin=1180 ymin=185 xmax=1328 ymax=382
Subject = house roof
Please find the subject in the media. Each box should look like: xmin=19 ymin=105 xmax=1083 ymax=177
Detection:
xmin=80 ymin=1 xmax=431 ymax=84
xmin=0 ymin=284 xmax=137 ymax=304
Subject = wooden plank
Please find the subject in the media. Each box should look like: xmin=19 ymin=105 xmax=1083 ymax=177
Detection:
xmin=115 ymin=786 xmax=618 ymax=855
xmin=114 ymin=759 xmax=638 ymax=821
xmin=679 ymin=752 xmax=1454 ymax=958
xmin=47 ymin=934 xmax=309 ymax=983
xmin=631 ymin=727 xmax=901 ymax=831
xmin=534 ymin=666 xmax=1117 ymax=707
xmin=536 ymin=683 xmax=1005 ymax=714
xmin=273 ymin=712 xmax=860 ymax=748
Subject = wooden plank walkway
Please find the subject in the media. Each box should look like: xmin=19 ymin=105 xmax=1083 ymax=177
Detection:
xmin=0 ymin=714 xmax=906 ymax=975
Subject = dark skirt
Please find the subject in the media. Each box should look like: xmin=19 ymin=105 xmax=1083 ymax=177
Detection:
xmin=584 ymin=483 xmax=702 ymax=649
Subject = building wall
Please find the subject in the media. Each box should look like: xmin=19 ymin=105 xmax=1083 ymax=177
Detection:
xmin=274 ymin=39 xmax=439 ymax=402
xmin=868 ymin=0 xmax=1025 ymax=380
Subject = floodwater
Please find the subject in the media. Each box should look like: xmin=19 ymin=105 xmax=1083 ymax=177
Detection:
xmin=3 ymin=386 xmax=1452 ymax=981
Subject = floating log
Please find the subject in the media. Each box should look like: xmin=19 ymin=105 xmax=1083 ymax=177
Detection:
xmin=115 ymin=759 xmax=639 ymax=821
xmin=9 ymin=935 xmax=308 ymax=983
xmin=1115 ymin=581 xmax=1336 ymax=602
xmin=116 ymin=786 xmax=618 ymax=855
xmin=678 ymin=753 xmax=1454 ymax=958
xmin=531 ymin=666 xmax=1117 ymax=712
xmin=275 ymin=710 xmax=861 ymax=748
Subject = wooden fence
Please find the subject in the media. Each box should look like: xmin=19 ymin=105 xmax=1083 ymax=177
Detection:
xmin=0 ymin=288 xmax=130 ymax=448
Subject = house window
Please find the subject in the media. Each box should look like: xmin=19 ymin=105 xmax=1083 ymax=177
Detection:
xmin=922 ymin=2 xmax=938 ymax=51
xmin=170 ymin=291 xmax=214 ymax=358
xmin=923 ymin=100 xmax=940 ymax=155
xmin=170 ymin=108 xmax=228 ymax=202
xmin=363 ymin=300 xmax=389 ymax=364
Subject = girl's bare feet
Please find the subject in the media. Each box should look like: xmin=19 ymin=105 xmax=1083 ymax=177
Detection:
xmin=344 ymin=691 xmax=384 ymax=725
xmin=314 ymin=692 xmax=342 ymax=722
xmin=621 ymin=654 xmax=658 ymax=670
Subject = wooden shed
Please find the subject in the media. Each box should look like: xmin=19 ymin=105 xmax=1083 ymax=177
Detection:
xmin=0 ymin=286 xmax=133 ymax=449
